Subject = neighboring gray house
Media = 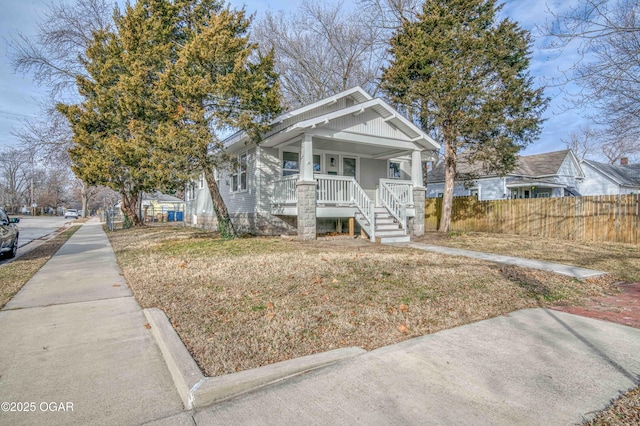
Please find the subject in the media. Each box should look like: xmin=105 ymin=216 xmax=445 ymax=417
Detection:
xmin=426 ymin=149 xmax=584 ymax=200
xmin=186 ymin=87 xmax=440 ymax=242
xmin=579 ymin=159 xmax=640 ymax=195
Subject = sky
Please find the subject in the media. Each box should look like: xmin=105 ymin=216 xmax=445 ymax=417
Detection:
xmin=0 ymin=0 xmax=584 ymax=156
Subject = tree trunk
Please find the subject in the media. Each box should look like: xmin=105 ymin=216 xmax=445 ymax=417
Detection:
xmin=120 ymin=191 xmax=142 ymax=227
xmin=81 ymin=181 xmax=88 ymax=218
xmin=203 ymin=167 xmax=237 ymax=239
xmin=438 ymin=136 xmax=457 ymax=233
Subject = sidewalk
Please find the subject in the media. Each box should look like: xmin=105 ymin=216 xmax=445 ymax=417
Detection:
xmin=188 ymin=308 xmax=640 ymax=425
xmin=0 ymin=220 xmax=184 ymax=425
xmin=401 ymin=242 xmax=607 ymax=279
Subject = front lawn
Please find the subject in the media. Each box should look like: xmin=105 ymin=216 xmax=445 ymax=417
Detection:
xmin=107 ymin=227 xmax=615 ymax=377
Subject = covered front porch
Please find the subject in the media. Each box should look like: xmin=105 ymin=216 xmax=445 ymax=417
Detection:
xmin=268 ymin=133 xmax=430 ymax=242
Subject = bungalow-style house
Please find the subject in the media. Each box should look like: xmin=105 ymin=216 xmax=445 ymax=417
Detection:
xmin=579 ymin=158 xmax=640 ymax=195
xmin=185 ymin=87 xmax=440 ymax=242
xmin=426 ymin=149 xmax=584 ymax=200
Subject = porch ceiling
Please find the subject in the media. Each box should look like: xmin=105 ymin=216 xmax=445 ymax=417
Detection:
xmin=274 ymin=135 xmax=412 ymax=159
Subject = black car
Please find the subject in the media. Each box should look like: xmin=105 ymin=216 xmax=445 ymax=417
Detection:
xmin=0 ymin=208 xmax=19 ymax=259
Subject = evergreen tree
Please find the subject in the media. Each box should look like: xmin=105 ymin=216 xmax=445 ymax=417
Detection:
xmin=58 ymin=0 xmax=281 ymax=234
xmin=382 ymin=0 xmax=547 ymax=232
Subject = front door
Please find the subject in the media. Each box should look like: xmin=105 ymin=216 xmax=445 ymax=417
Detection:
xmin=343 ymin=157 xmax=356 ymax=179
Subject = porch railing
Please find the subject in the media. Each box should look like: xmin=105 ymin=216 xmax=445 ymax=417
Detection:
xmin=273 ymin=174 xmax=299 ymax=204
xmin=272 ymin=174 xmax=375 ymax=240
xmin=380 ymin=179 xmax=414 ymax=205
xmin=316 ymin=175 xmax=354 ymax=204
xmin=380 ymin=180 xmax=409 ymax=231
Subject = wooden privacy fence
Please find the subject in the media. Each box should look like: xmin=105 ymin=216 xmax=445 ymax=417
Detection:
xmin=424 ymin=195 xmax=640 ymax=244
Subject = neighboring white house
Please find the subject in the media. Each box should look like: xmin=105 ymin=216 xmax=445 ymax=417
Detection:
xmin=579 ymin=159 xmax=640 ymax=195
xmin=185 ymin=86 xmax=440 ymax=242
xmin=426 ymin=149 xmax=584 ymax=200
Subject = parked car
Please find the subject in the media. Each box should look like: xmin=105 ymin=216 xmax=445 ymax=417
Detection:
xmin=64 ymin=209 xmax=79 ymax=219
xmin=0 ymin=208 xmax=19 ymax=259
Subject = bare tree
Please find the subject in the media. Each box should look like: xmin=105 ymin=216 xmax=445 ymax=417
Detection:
xmin=253 ymin=0 xmax=384 ymax=108
xmin=10 ymin=0 xmax=114 ymax=98
xmin=0 ymin=148 xmax=31 ymax=213
xmin=9 ymin=0 xmax=114 ymax=216
xmin=542 ymin=0 xmax=640 ymax=143
xmin=562 ymin=126 xmax=600 ymax=161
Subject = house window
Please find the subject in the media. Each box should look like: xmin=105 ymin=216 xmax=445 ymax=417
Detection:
xmin=232 ymin=152 xmax=248 ymax=192
xmin=282 ymin=151 xmax=299 ymax=176
xmin=198 ymin=173 xmax=205 ymax=189
xmin=313 ymin=154 xmax=321 ymax=172
xmin=282 ymin=151 xmax=320 ymax=176
xmin=388 ymin=161 xmax=401 ymax=179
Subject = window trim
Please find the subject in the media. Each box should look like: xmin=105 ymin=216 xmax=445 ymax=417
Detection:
xmin=231 ymin=151 xmax=249 ymax=193
xmin=387 ymin=161 xmax=402 ymax=179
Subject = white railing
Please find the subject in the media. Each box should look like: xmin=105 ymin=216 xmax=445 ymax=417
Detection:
xmin=273 ymin=174 xmax=299 ymax=204
xmin=316 ymin=175 xmax=375 ymax=240
xmin=316 ymin=175 xmax=354 ymax=204
xmin=380 ymin=180 xmax=408 ymax=231
xmin=380 ymin=179 xmax=414 ymax=205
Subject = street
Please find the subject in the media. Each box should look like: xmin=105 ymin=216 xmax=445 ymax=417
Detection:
xmin=0 ymin=215 xmax=72 ymax=264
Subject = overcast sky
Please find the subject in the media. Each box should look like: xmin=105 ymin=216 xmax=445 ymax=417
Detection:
xmin=0 ymin=0 xmax=583 ymax=155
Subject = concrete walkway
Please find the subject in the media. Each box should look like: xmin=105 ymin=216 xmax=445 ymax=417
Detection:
xmin=0 ymin=220 xmax=183 ymax=425
xmin=401 ymin=242 xmax=607 ymax=280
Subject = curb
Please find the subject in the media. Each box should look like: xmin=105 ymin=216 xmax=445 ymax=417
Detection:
xmin=144 ymin=308 xmax=366 ymax=409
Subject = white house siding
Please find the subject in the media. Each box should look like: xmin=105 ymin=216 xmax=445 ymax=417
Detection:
xmin=218 ymin=147 xmax=257 ymax=214
xmin=476 ymin=177 xmax=506 ymax=200
xmin=326 ymin=111 xmax=413 ymax=141
xmin=359 ymin=158 xmax=387 ymax=190
xmin=258 ymin=147 xmax=281 ymax=212
xmin=555 ymin=156 xmax=582 ymax=187
xmin=268 ymin=98 xmax=349 ymax=137
xmin=426 ymin=182 xmax=469 ymax=198
xmin=579 ymin=164 xmax=623 ymax=195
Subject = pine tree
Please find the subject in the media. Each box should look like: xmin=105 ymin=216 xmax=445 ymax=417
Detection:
xmin=382 ymin=0 xmax=548 ymax=232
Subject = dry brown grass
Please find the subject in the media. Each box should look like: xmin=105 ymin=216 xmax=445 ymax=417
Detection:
xmin=585 ymin=386 xmax=640 ymax=425
xmin=107 ymin=226 xmax=616 ymax=377
xmin=414 ymin=231 xmax=640 ymax=282
xmin=0 ymin=226 xmax=80 ymax=308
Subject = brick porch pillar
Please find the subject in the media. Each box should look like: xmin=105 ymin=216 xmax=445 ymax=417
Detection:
xmin=412 ymin=187 xmax=425 ymax=237
xmin=296 ymin=181 xmax=317 ymax=240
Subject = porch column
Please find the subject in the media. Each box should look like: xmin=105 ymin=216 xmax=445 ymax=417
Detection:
xmin=297 ymin=133 xmax=316 ymax=240
xmin=411 ymin=150 xmax=425 ymax=237
xmin=300 ymin=133 xmax=314 ymax=181
xmin=411 ymin=150 xmax=424 ymax=187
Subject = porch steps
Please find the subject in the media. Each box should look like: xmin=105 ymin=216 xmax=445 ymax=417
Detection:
xmin=356 ymin=207 xmax=410 ymax=244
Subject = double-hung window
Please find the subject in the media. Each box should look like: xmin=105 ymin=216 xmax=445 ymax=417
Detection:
xmin=282 ymin=151 xmax=321 ymax=176
xmin=232 ymin=152 xmax=248 ymax=192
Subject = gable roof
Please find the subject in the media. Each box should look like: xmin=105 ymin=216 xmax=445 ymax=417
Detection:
xmin=223 ymin=86 xmax=439 ymax=152
xmin=428 ymin=149 xmax=575 ymax=182
xmin=582 ymin=160 xmax=640 ymax=187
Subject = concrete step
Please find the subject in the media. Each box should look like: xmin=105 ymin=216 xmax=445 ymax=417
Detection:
xmin=374 ymin=230 xmax=407 ymax=238
xmin=380 ymin=235 xmax=411 ymax=244
xmin=376 ymin=224 xmax=402 ymax=231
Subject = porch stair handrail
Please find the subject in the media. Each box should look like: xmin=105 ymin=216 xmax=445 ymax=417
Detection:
xmin=379 ymin=179 xmax=414 ymax=206
xmin=348 ymin=177 xmax=375 ymax=242
xmin=379 ymin=180 xmax=408 ymax=231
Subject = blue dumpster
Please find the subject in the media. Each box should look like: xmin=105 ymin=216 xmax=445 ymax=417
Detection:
xmin=167 ymin=211 xmax=175 ymax=222
xmin=176 ymin=211 xmax=184 ymax=221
